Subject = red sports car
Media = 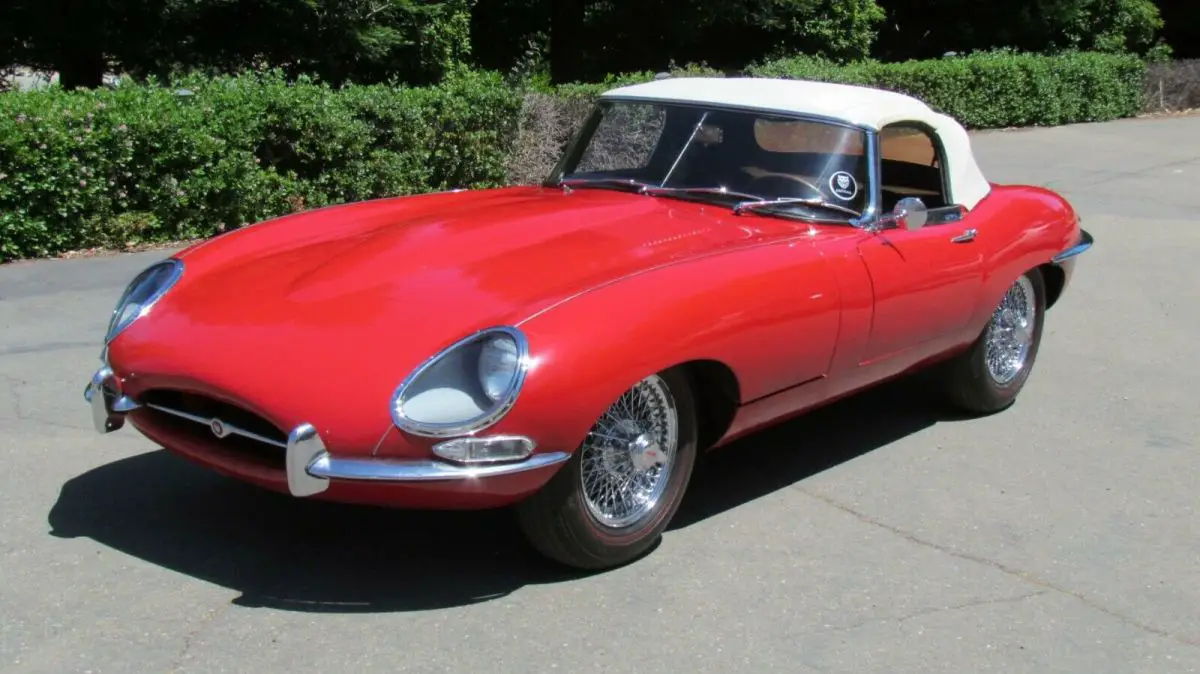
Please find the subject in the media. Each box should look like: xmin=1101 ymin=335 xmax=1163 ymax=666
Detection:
xmin=85 ymin=77 xmax=1093 ymax=569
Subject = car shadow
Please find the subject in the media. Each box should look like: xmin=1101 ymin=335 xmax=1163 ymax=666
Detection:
xmin=47 ymin=374 xmax=964 ymax=613
xmin=670 ymin=373 xmax=966 ymax=530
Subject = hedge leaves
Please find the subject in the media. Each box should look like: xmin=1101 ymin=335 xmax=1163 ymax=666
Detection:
xmin=0 ymin=52 xmax=1145 ymax=261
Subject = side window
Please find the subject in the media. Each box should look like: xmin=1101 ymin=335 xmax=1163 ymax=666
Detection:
xmin=879 ymin=124 xmax=948 ymax=210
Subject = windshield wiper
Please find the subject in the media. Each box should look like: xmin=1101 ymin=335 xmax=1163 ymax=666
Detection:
xmin=557 ymin=177 xmax=651 ymax=193
xmin=638 ymin=185 xmax=766 ymax=202
xmin=642 ymin=185 xmax=862 ymax=219
xmin=733 ymin=197 xmax=861 ymax=218
xmin=557 ymin=180 xmax=861 ymax=219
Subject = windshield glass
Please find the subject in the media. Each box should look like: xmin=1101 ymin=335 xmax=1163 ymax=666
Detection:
xmin=553 ymin=100 xmax=871 ymax=220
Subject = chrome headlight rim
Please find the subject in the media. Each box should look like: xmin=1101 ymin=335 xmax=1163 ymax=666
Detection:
xmin=104 ymin=258 xmax=185 ymax=344
xmin=390 ymin=326 xmax=530 ymax=438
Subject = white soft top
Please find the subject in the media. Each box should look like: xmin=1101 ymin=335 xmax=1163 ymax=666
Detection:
xmin=602 ymin=77 xmax=992 ymax=210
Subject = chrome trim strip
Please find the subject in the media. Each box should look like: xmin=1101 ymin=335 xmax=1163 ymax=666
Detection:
xmin=389 ymin=326 xmax=531 ymax=438
xmin=1052 ymin=228 xmax=1094 ymax=264
xmin=144 ymin=403 xmax=288 ymax=449
xmin=305 ymin=450 xmax=571 ymax=483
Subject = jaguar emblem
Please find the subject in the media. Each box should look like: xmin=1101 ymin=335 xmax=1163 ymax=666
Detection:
xmin=828 ymin=170 xmax=859 ymax=201
xmin=210 ymin=418 xmax=229 ymax=438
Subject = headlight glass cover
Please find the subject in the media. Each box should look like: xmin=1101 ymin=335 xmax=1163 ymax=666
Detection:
xmin=478 ymin=334 xmax=520 ymax=401
xmin=390 ymin=327 xmax=529 ymax=437
xmin=105 ymin=259 xmax=184 ymax=343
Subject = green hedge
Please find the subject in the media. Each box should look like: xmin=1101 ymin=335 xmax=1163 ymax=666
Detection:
xmin=747 ymin=50 xmax=1147 ymax=128
xmin=0 ymin=51 xmax=1146 ymax=261
xmin=0 ymin=68 xmax=521 ymax=261
xmin=542 ymin=51 xmax=1147 ymax=128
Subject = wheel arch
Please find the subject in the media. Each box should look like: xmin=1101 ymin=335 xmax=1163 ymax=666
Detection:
xmin=673 ymin=359 xmax=741 ymax=451
xmin=1039 ymin=262 xmax=1066 ymax=310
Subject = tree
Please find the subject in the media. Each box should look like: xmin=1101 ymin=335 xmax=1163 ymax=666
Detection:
xmin=549 ymin=0 xmax=587 ymax=84
xmin=0 ymin=0 xmax=183 ymax=88
xmin=471 ymin=0 xmax=886 ymax=84
xmin=149 ymin=0 xmax=476 ymax=86
xmin=0 ymin=0 xmax=475 ymax=89
xmin=1158 ymin=0 xmax=1199 ymax=57
xmin=872 ymin=0 xmax=1166 ymax=61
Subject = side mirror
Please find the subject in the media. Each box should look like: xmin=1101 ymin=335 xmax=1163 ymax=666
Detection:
xmin=892 ymin=197 xmax=928 ymax=230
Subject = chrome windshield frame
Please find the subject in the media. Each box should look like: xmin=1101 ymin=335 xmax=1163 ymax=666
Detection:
xmin=849 ymin=128 xmax=882 ymax=229
xmin=544 ymin=98 xmax=881 ymax=227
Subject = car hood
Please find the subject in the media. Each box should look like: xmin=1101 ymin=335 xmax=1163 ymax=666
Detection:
xmin=169 ymin=185 xmax=756 ymax=332
xmin=111 ymin=186 xmax=772 ymax=446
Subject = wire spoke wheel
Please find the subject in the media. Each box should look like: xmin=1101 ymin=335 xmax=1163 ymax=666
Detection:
xmin=516 ymin=367 xmax=697 ymax=570
xmin=578 ymin=374 xmax=678 ymax=529
xmin=984 ymin=275 xmax=1038 ymax=385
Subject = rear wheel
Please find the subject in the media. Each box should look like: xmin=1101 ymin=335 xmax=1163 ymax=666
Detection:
xmin=942 ymin=268 xmax=1046 ymax=413
xmin=516 ymin=369 xmax=697 ymax=570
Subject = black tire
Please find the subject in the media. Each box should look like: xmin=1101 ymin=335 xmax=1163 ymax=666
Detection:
xmin=516 ymin=368 xmax=698 ymax=570
xmin=942 ymin=268 xmax=1047 ymax=414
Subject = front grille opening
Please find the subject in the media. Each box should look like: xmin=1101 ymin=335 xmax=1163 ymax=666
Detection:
xmin=138 ymin=389 xmax=289 ymax=466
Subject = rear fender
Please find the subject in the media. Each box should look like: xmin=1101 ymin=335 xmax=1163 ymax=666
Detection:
xmin=965 ymin=185 xmax=1081 ymax=335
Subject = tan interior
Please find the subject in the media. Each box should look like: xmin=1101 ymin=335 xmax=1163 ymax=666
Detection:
xmin=737 ymin=119 xmax=942 ymax=198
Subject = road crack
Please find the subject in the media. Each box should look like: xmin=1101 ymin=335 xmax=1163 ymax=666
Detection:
xmin=795 ymin=486 xmax=1200 ymax=648
xmin=896 ymin=590 xmax=1051 ymax=625
xmin=0 ymin=373 xmax=24 ymax=419
xmin=797 ymin=590 xmax=1050 ymax=639
xmin=0 ymin=372 xmax=92 ymax=432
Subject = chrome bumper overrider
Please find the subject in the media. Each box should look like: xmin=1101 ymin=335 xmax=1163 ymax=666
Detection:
xmin=84 ymin=366 xmax=569 ymax=498
xmin=1052 ymin=228 xmax=1094 ymax=264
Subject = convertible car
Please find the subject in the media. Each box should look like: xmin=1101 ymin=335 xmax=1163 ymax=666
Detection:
xmin=85 ymin=77 xmax=1093 ymax=570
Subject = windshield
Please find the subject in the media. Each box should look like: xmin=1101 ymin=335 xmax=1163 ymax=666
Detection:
xmin=551 ymin=100 xmax=871 ymax=220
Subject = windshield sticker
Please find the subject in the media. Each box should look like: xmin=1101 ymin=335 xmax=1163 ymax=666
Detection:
xmin=829 ymin=171 xmax=859 ymax=201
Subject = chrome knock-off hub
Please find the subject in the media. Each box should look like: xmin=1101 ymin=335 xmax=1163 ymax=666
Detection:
xmin=579 ymin=375 xmax=679 ymax=529
xmin=628 ymin=432 xmax=668 ymax=472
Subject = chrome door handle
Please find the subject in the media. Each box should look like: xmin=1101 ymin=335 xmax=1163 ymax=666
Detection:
xmin=950 ymin=228 xmax=977 ymax=243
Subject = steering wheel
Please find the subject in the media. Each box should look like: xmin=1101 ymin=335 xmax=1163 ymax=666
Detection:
xmin=749 ymin=174 xmax=825 ymax=200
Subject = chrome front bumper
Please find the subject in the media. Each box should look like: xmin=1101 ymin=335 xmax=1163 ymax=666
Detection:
xmin=84 ymin=366 xmax=569 ymax=498
xmin=1052 ymin=228 xmax=1094 ymax=264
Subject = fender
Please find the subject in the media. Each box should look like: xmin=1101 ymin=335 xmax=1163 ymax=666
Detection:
xmin=507 ymin=234 xmax=846 ymax=453
xmin=962 ymin=185 xmax=1082 ymax=339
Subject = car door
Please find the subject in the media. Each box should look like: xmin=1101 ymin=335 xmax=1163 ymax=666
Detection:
xmin=857 ymin=123 xmax=984 ymax=364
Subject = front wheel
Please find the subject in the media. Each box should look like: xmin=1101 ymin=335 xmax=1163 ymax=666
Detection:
xmin=942 ymin=268 xmax=1047 ymax=414
xmin=516 ymin=369 xmax=698 ymax=570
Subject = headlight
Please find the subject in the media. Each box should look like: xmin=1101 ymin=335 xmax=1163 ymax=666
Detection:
xmin=478 ymin=334 xmax=520 ymax=401
xmin=105 ymin=259 xmax=184 ymax=343
xmin=390 ymin=327 xmax=529 ymax=437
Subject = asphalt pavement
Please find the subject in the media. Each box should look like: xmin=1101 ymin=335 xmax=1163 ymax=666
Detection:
xmin=1 ymin=114 xmax=1198 ymax=673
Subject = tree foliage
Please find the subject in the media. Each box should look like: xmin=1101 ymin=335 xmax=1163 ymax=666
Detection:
xmin=873 ymin=0 xmax=1168 ymax=61
xmin=1158 ymin=0 xmax=1199 ymax=58
xmin=472 ymin=0 xmax=886 ymax=84
xmin=0 ymin=0 xmax=474 ymax=88
xmin=0 ymin=0 xmax=1178 ymax=89
xmin=0 ymin=51 xmax=1147 ymax=261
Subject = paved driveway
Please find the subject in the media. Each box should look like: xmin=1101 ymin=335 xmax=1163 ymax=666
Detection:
xmin=2 ymin=115 xmax=1197 ymax=673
